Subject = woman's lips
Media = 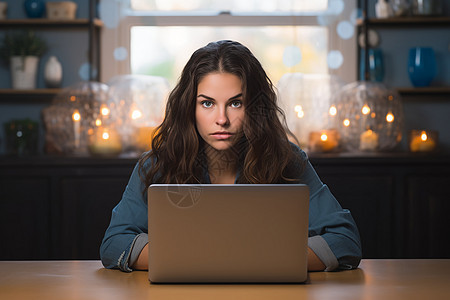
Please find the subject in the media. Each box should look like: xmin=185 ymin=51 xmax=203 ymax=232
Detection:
xmin=211 ymin=132 xmax=233 ymax=139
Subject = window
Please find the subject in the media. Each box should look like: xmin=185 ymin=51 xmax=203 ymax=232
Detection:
xmin=100 ymin=0 xmax=357 ymax=87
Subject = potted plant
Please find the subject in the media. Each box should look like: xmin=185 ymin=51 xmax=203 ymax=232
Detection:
xmin=0 ymin=30 xmax=47 ymax=89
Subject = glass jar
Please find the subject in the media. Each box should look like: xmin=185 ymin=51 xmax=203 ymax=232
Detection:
xmin=331 ymin=81 xmax=403 ymax=152
xmin=391 ymin=0 xmax=410 ymax=17
xmin=411 ymin=0 xmax=443 ymax=16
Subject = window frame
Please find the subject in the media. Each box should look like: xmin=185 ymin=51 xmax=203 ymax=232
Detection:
xmin=100 ymin=1 xmax=357 ymax=84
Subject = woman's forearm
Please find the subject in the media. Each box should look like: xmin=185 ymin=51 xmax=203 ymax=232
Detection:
xmin=132 ymin=244 xmax=325 ymax=272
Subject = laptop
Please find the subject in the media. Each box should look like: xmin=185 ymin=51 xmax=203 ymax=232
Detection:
xmin=147 ymin=184 xmax=309 ymax=283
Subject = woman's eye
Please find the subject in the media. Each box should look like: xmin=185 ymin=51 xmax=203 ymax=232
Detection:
xmin=201 ymin=100 xmax=213 ymax=108
xmin=230 ymin=100 xmax=242 ymax=108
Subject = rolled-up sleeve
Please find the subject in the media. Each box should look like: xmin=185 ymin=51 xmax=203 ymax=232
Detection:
xmin=100 ymin=163 xmax=149 ymax=272
xmin=299 ymin=151 xmax=362 ymax=271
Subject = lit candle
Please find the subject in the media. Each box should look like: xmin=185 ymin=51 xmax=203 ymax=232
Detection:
xmin=329 ymin=105 xmax=337 ymax=116
xmin=88 ymin=126 xmax=122 ymax=156
xmin=362 ymin=104 xmax=371 ymax=115
xmin=294 ymin=105 xmax=304 ymax=118
xmin=360 ymin=129 xmax=379 ymax=151
xmin=386 ymin=112 xmax=394 ymax=123
xmin=410 ymin=130 xmax=437 ymax=152
xmin=72 ymin=109 xmax=81 ymax=149
xmin=309 ymin=130 xmax=339 ymax=152
xmin=100 ymin=104 xmax=110 ymax=117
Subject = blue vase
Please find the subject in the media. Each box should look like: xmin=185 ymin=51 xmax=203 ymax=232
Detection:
xmin=24 ymin=0 xmax=45 ymax=18
xmin=360 ymin=48 xmax=385 ymax=82
xmin=408 ymin=47 xmax=437 ymax=87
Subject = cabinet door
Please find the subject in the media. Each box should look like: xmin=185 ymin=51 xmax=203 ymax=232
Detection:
xmin=56 ymin=176 xmax=129 ymax=259
xmin=0 ymin=176 xmax=50 ymax=259
xmin=405 ymin=175 xmax=450 ymax=258
xmin=316 ymin=170 xmax=395 ymax=259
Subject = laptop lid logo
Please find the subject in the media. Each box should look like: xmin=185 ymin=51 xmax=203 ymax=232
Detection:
xmin=166 ymin=184 xmax=203 ymax=208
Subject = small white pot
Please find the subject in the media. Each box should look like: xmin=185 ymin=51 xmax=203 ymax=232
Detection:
xmin=44 ymin=56 xmax=63 ymax=88
xmin=10 ymin=56 xmax=39 ymax=89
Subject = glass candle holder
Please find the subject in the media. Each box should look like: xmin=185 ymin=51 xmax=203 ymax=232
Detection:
xmin=277 ymin=73 xmax=345 ymax=150
xmin=107 ymin=75 xmax=170 ymax=154
xmin=88 ymin=125 xmax=122 ymax=156
xmin=332 ymin=81 xmax=403 ymax=152
xmin=308 ymin=129 xmax=340 ymax=153
xmin=409 ymin=130 xmax=438 ymax=152
xmin=42 ymin=81 xmax=110 ymax=155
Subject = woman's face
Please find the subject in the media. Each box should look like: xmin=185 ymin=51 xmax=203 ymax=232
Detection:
xmin=195 ymin=72 xmax=245 ymax=151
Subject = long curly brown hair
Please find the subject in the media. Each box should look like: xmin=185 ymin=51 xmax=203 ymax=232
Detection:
xmin=139 ymin=40 xmax=303 ymax=188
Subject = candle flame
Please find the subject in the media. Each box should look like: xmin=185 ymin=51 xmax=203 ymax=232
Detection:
xmin=70 ymin=95 xmax=76 ymax=102
xmin=131 ymin=109 xmax=143 ymax=120
xmin=386 ymin=112 xmax=394 ymax=123
xmin=72 ymin=110 xmax=81 ymax=122
xmin=362 ymin=105 xmax=370 ymax=115
xmin=102 ymin=131 xmax=110 ymax=140
xmin=95 ymin=119 xmax=102 ymax=126
xmin=343 ymin=119 xmax=350 ymax=127
xmin=421 ymin=132 xmax=428 ymax=141
xmin=294 ymin=105 xmax=304 ymax=118
xmin=329 ymin=105 xmax=337 ymax=116
xmin=101 ymin=105 xmax=110 ymax=116
xmin=320 ymin=133 xmax=328 ymax=141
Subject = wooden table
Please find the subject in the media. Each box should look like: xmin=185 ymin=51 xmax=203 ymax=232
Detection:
xmin=1 ymin=259 xmax=449 ymax=300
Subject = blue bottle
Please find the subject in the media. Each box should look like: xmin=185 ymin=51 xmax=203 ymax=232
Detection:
xmin=24 ymin=0 xmax=45 ymax=18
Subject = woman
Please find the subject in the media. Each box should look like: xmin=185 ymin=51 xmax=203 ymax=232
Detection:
xmin=100 ymin=40 xmax=361 ymax=272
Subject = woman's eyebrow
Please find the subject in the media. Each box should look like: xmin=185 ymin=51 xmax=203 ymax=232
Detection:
xmin=229 ymin=93 xmax=243 ymax=100
xmin=197 ymin=94 xmax=214 ymax=100
xmin=197 ymin=93 xmax=243 ymax=101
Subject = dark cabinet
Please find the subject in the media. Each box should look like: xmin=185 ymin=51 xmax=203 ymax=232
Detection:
xmin=0 ymin=176 xmax=51 ymax=259
xmin=405 ymin=174 xmax=450 ymax=258
xmin=310 ymin=154 xmax=450 ymax=259
xmin=1 ymin=154 xmax=449 ymax=260
xmin=0 ymin=157 xmax=136 ymax=260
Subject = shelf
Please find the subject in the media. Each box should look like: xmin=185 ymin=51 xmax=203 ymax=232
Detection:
xmin=396 ymin=87 xmax=450 ymax=96
xmin=0 ymin=88 xmax=60 ymax=102
xmin=0 ymin=19 xmax=103 ymax=28
xmin=357 ymin=16 xmax=450 ymax=27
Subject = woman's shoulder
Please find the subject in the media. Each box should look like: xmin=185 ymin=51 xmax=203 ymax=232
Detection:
xmin=288 ymin=141 xmax=308 ymax=161
xmin=137 ymin=150 xmax=157 ymax=176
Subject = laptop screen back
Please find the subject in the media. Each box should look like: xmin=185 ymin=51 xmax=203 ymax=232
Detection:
xmin=148 ymin=184 xmax=309 ymax=283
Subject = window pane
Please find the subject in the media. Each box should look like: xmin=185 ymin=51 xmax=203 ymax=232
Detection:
xmin=130 ymin=26 xmax=328 ymax=87
xmin=130 ymin=0 xmax=328 ymax=12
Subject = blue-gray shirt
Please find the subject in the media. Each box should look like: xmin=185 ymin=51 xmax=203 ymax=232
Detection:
xmin=100 ymin=148 xmax=362 ymax=272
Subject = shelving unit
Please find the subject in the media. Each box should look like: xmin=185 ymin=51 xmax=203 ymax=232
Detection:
xmin=357 ymin=16 xmax=450 ymax=26
xmin=0 ymin=0 xmax=102 ymax=101
xmin=0 ymin=19 xmax=103 ymax=28
xmin=396 ymin=86 xmax=450 ymax=96
xmin=357 ymin=0 xmax=450 ymax=97
xmin=0 ymin=88 xmax=60 ymax=103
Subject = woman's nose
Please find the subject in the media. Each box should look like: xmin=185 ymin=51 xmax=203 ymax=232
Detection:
xmin=215 ymin=107 xmax=229 ymax=126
